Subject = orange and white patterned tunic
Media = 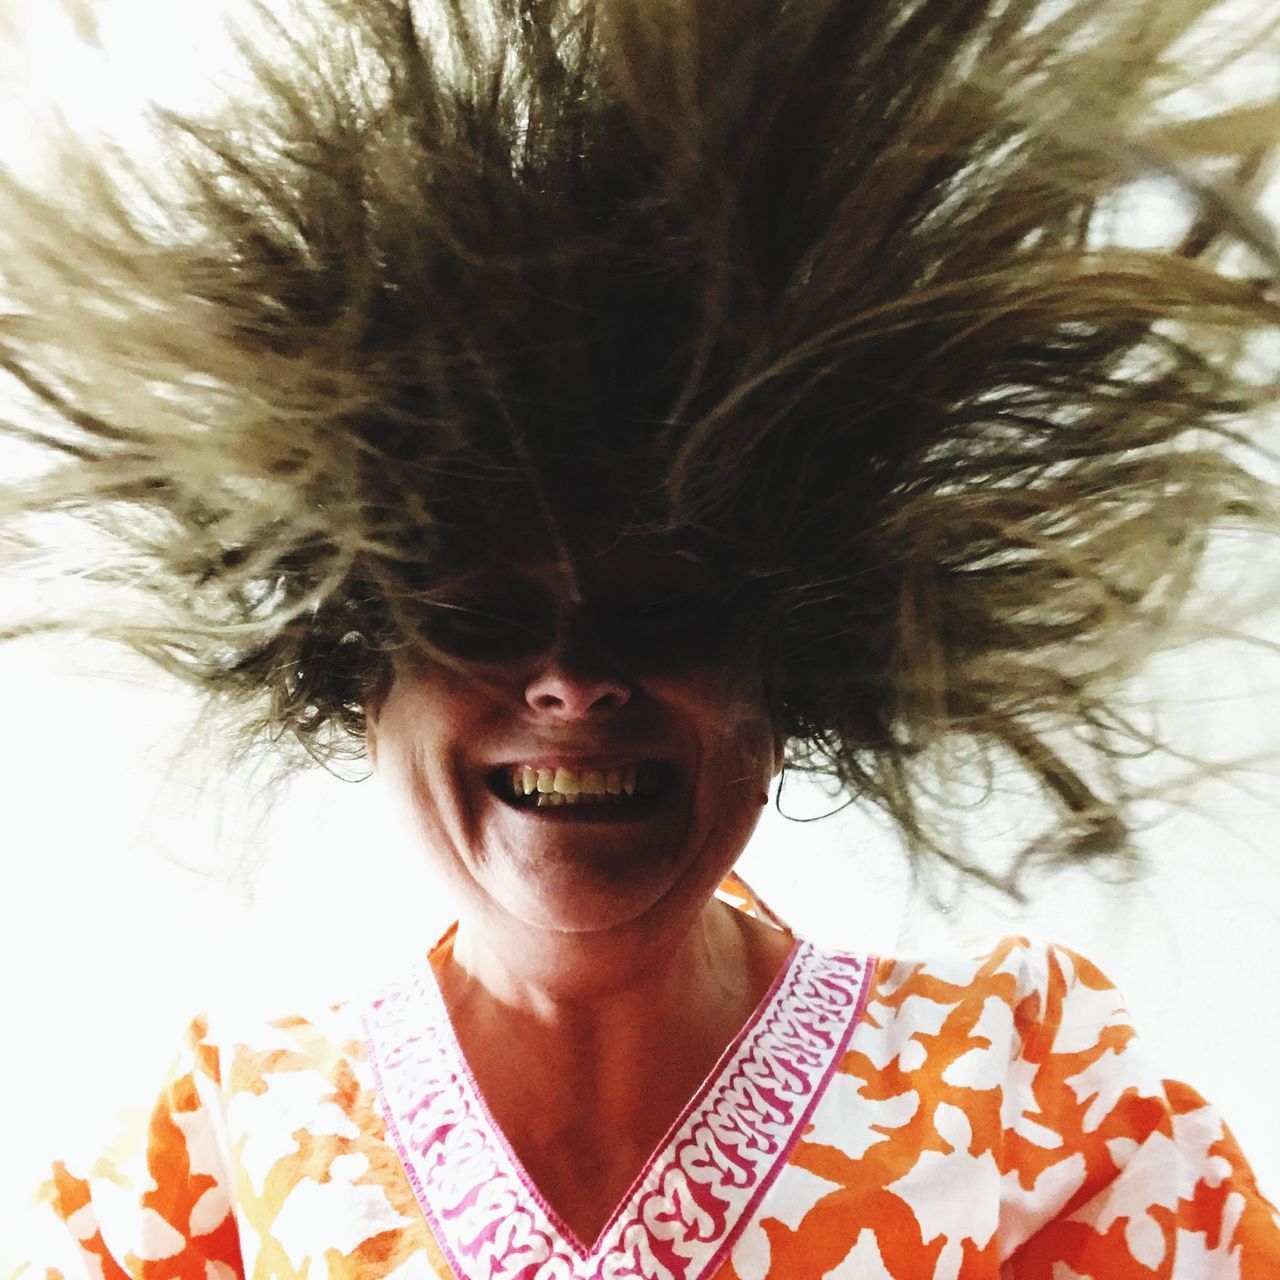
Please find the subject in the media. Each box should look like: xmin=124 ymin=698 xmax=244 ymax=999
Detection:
xmin=21 ymin=916 xmax=1280 ymax=1280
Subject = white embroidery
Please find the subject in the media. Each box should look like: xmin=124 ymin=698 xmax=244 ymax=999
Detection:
xmin=364 ymin=943 xmax=872 ymax=1280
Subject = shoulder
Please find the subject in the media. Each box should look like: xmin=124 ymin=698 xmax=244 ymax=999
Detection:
xmin=181 ymin=987 xmax=378 ymax=1107
xmin=859 ymin=934 xmax=1135 ymax=1052
xmin=834 ymin=934 xmax=1163 ymax=1116
xmin=866 ymin=933 xmax=1108 ymax=1000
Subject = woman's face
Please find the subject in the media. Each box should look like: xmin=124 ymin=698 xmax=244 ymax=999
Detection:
xmin=366 ymin=543 xmax=781 ymax=938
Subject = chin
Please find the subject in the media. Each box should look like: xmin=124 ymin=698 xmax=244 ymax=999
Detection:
xmin=463 ymin=777 xmax=767 ymax=939
xmin=482 ymin=840 xmax=709 ymax=938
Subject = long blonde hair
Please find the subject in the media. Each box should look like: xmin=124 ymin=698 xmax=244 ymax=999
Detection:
xmin=2 ymin=0 xmax=1278 ymax=891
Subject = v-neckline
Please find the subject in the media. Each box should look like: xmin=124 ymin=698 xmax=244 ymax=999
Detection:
xmin=363 ymin=932 xmax=873 ymax=1280
xmin=422 ymin=926 xmax=802 ymax=1253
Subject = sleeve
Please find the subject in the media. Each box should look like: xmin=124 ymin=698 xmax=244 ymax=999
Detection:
xmin=999 ymin=942 xmax=1280 ymax=1279
xmin=16 ymin=1016 xmax=244 ymax=1280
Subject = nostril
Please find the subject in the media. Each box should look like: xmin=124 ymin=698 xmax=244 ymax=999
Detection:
xmin=525 ymin=669 xmax=632 ymax=718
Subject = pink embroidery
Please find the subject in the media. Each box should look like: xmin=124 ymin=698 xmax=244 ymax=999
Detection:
xmin=364 ymin=943 xmax=873 ymax=1280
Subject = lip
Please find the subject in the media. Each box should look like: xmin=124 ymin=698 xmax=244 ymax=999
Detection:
xmin=490 ymin=755 xmax=661 ymax=771
xmin=492 ymin=798 xmax=664 ymax=823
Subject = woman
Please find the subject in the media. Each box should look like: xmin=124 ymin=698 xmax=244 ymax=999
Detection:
xmin=7 ymin=0 xmax=1280 ymax=1274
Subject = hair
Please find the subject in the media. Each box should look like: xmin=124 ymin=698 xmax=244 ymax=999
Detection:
xmin=1 ymin=0 xmax=1278 ymax=893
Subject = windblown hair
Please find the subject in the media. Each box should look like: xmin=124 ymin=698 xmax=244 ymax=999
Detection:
xmin=2 ymin=0 xmax=1278 ymax=890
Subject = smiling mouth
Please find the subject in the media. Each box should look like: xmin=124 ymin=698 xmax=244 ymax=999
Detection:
xmin=488 ymin=762 xmax=671 ymax=814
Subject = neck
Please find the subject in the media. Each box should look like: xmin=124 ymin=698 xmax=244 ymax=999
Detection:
xmin=440 ymin=897 xmax=765 ymax=1028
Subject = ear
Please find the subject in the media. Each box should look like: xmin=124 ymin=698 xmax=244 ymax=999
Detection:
xmin=764 ymin=679 xmax=787 ymax=778
xmin=361 ymin=659 xmax=396 ymax=770
xmin=755 ymin=637 xmax=787 ymax=777
xmin=771 ymin=729 xmax=786 ymax=779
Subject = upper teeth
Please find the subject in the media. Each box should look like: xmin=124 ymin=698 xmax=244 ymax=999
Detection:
xmin=511 ymin=765 xmax=640 ymax=797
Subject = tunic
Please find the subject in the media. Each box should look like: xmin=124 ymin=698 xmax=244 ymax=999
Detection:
xmin=21 ymin=895 xmax=1280 ymax=1279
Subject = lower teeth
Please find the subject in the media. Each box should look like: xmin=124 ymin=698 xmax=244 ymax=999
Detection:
xmin=531 ymin=792 xmax=628 ymax=808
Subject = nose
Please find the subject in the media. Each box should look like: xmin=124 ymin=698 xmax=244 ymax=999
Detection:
xmin=523 ymin=623 xmax=632 ymax=720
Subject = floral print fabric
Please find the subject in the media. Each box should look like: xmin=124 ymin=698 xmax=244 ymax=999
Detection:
xmin=19 ymin=923 xmax=1280 ymax=1279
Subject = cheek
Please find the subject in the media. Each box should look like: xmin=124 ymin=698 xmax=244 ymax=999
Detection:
xmin=684 ymin=671 xmax=780 ymax=785
xmin=374 ymin=709 xmax=493 ymax=892
xmin=686 ymin=689 xmax=776 ymax=878
xmin=369 ymin=675 xmax=476 ymax=818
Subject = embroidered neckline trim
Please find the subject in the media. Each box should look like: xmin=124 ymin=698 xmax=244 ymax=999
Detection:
xmin=364 ymin=940 xmax=873 ymax=1280
xmin=433 ymin=935 xmax=807 ymax=1256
